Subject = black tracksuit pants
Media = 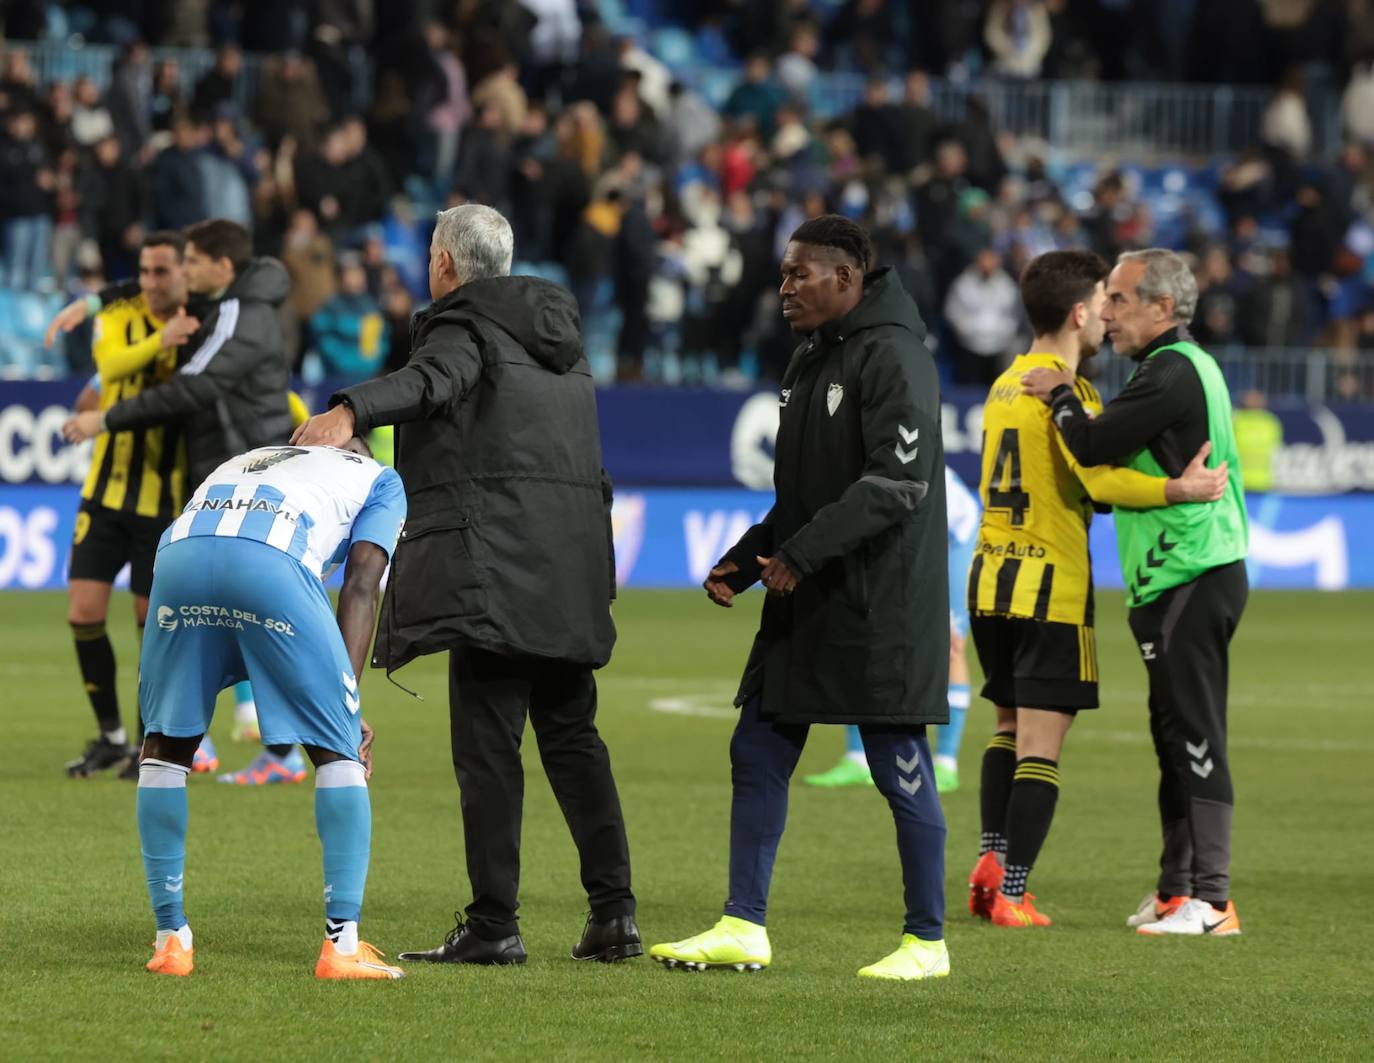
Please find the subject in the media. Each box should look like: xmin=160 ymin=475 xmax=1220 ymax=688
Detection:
xmin=1127 ymin=561 xmax=1248 ymax=904
xmin=448 ymin=648 xmax=635 ymax=939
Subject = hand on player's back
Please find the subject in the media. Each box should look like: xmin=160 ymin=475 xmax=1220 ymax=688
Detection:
xmin=293 ymin=404 xmax=356 ymax=447
xmin=160 ymin=308 xmax=201 ymax=348
xmin=1165 ymin=441 xmax=1228 ymax=504
xmin=1022 ymin=366 xmax=1075 ymax=402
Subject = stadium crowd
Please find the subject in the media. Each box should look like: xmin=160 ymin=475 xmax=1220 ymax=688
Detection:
xmin=4 ymin=0 xmax=1374 ymax=390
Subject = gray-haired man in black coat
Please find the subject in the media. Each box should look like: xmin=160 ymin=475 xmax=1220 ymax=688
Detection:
xmin=294 ymin=204 xmax=637 ymax=967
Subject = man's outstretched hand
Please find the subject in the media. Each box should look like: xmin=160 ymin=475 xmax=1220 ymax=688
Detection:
xmin=292 ymin=404 xmax=356 ymax=446
xmin=704 ymin=560 xmax=740 ymax=607
xmin=45 ymin=297 xmax=90 ymax=349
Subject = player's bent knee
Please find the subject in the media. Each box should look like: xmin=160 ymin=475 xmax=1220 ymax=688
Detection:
xmin=141 ymin=732 xmax=201 ymax=768
xmin=303 ymin=745 xmax=347 ymax=769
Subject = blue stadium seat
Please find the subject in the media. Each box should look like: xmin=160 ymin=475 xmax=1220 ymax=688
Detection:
xmin=651 ymin=28 xmax=697 ymax=72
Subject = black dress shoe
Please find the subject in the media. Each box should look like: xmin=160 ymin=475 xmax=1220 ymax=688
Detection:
xmin=571 ymin=913 xmax=643 ymax=962
xmin=398 ymin=915 xmax=526 ymax=965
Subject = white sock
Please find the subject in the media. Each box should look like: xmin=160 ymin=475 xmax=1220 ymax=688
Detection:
xmin=327 ymin=918 xmax=359 ymax=955
xmin=935 ymin=754 xmax=958 ymax=771
xmin=234 ymin=701 xmax=257 ymax=724
xmin=844 ymin=750 xmax=869 ymax=768
xmin=156 ymin=925 xmax=193 ymax=950
xmin=104 ymin=726 xmax=127 ymax=745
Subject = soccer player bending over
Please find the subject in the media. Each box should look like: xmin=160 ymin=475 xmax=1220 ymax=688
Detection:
xmin=967 ymin=251 xmax=1226 ymax=928
xmin=134 ymin=441 xmax=406 ymax=979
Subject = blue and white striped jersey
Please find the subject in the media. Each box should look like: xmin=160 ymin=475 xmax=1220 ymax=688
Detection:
xmin=159 ymin=445 xmax=407 ymax=581
xmin=946 ymin=466 xmax=980 ymax=548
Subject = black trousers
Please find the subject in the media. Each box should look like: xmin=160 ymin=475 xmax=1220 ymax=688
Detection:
xmin=448 ymin=648 xmax=634 ymax=939
xmin=1127 ymin=561 xmax=1248 ymax=903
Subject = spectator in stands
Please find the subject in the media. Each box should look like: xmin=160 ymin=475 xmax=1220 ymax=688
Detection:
xmin=618 ymin=36 xmax=672 ymax=119
xmin=379 ymin=275 xmax=415 ymax=374
xmin=1242 ymin=248 xmax=1311 ymax=347
xmin=455 ymin=102 xmax=514 ymax=215
xmin=0 ymin=109 xmax=55 ymax=290
xmin=419 ymin=22 xmax=470 ymax=187
xmin=40 ymin=81 xmax=75 ymax=159
xmin=615 ymin=187 xmax=656 ymax=382
xmin=70 ymin=77 xmax=115 ymax=148
xmin=340 ymin=116 xmax=392 ymax=232
xmin=0 ymin=49 xmax=40 ymax=118
xmin=149 ymin=59 xmax=185 ymax=136
xmin=952 ymin=95 xmax=1007 ymax=193
xmin=255 ymin=53 xmax=330 ymax=154
xmin=79 ymin=135 xmax=145 ymax=279
xmin=281 ymin=208 xmax=337 ymax=346
xmin=198 ymin=118 xmax=254 ymax=227
xmin=663 ymin=81 xmax=721 ymax=168
xmin=191 ymin=43 xmax=244 ymax=120
xmin=106 ymin=42 xmax=153 ymax=161
xmin=1081 ymin=171 xmax=1127 ymax=262
xmin=149 ymin=115 xmax=208 ymax=231
xmin=1261 ymin=67 xmax=1313 ymax=163
xmin=1341 ymin=52 xmax=1374 ymax=143
xmin=915 ymin=140 xmax=971 ymax=255
xmin=943 ymin=246 xmax=1022 ymax=386
xmin=296 ymin=124 xmax=358 ymax=241
xmin=723 ymin=54 xmax=785 ymax=139
xmin=470 ymin=62 xmax=529 ymax=141
xmin=1191 ymin=245 xmax=1244 ymax=347
xmin=852 ymin=78 xmax=902 ymax=172
xmin=984 ymin=0 xmax=1054 ymax=79
xmin=891 ymin=70 xmax=937 ymax=175
xmin=776 ymin=21 xmax=821 ymax=100
xmin=311 ymin=255 xmax=389 ymax=384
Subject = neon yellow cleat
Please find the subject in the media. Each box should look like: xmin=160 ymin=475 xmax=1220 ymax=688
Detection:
xmin=857 ymin=935 xmax=951 ymax=981
xmin=231 ymin=720 xmax=261 ymax=742
xmin=802 ymin=758 xmax=874 ymax=788
xmin=649 ymin=916 xmax=771 ymax=971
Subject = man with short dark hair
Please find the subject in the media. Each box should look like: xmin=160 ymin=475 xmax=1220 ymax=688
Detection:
xmin=1024 ymin=248 xmax=1250 ymax=937
xmin=64 ymin=219 xmax=294 ymax=489
xmin=967 ymin=250 xmax=1227 ymax=930
xmin=649 ymin=215 xmax=952 ymax=981
xmin=61 ymin=231 xmax=200 ymax=778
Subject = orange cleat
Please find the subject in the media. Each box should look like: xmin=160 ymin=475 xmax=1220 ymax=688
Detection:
xmin=968 ymin=851 xmax=1005 ymax=920
xmin=989 ymin=891 xmax=1053 ymax=928
xmin=1136 ymin=898 xmax=1241 ymax=937
xmin=315 ymin=939 xmax=405 ymax=980
xmin=146 ymin=935 xmax=194 ymax=976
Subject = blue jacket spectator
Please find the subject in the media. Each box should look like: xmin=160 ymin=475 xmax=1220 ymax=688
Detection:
xmin=310 ymin=260 xmax=389 ymax=384
xmin=149 ymin=117 xmax=207 ymax=230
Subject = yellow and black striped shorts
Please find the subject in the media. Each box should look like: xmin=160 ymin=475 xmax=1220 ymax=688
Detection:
xmin=969 ymin=614 xmax=1099 ymax=712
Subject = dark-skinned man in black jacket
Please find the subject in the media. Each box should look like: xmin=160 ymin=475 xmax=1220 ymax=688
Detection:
xmin=293 ymin=203 xmax=638 ymax=968
xmin=649 ymin=216 xmax=951 ymax=981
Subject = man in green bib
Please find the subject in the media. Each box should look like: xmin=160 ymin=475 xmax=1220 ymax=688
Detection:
xmin=1023 ymin=249 xmax=1249 ymax=938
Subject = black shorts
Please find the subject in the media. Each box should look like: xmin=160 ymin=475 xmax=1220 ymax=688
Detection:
xmin=68 ymin=502 xmax=167 ymax=598
xmin=971 ymin=614 xmax=1099 ymax=712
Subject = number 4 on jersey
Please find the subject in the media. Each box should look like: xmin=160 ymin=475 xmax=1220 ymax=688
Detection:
xmin=987 ymin=428 xmax=1031 ymax=526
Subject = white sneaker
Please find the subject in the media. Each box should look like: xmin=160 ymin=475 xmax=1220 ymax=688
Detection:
xmin=1136 ymin=897 xmax=1241 ymax=937
xmin=1126 ymin=892 xmax=1190 ymax=928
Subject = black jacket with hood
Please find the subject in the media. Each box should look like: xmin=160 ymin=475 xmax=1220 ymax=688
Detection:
xmin=102 ymin=258 xmax=294 ymax=487
xmin=721 ymin=267 xmax=949 ymax=726
xmin=335 ymin=275 xmax=616 ymax=672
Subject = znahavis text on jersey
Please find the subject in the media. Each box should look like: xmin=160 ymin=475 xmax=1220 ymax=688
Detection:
xmin=159 ymin=446 xmax=407 ymax=580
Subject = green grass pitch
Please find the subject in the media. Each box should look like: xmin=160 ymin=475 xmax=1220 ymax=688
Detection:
xmin=2 ymin=588 xmax=1372 ymax=1060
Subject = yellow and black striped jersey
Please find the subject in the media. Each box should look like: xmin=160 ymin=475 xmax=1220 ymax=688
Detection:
xmin=81 ymin=295 xmax=187 ymax=520
xmin=969 ymin=353 xmax=1169 ymax=625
